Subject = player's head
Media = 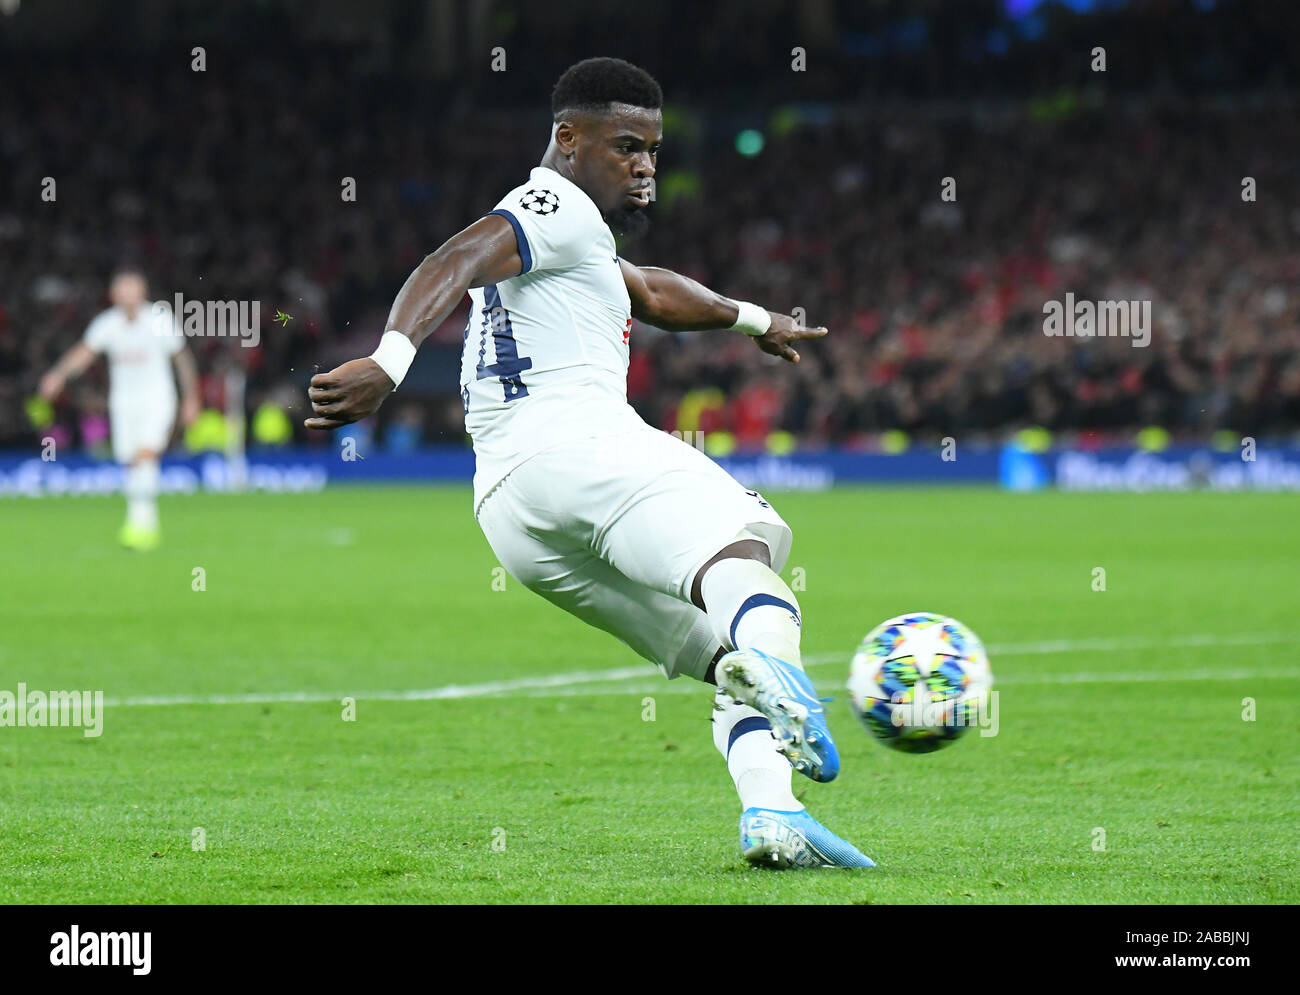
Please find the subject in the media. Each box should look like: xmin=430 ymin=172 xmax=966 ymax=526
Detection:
xmin=109 ymin=268 xmax=148 ymax=310
xmin=550 ymin=57 xmax=662 ymax=238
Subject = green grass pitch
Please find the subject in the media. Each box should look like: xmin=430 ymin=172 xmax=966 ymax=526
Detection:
xmin=1 ymin=484 xmax=1297 ymax=904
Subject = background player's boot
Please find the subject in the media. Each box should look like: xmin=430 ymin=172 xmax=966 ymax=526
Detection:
xmin=740 ymin=807 xmax=875 ymax=868
xmin=119 ymin=523 xmax=160 ymax=551
xmin=716 ymin=648 xmax=839 ymax=782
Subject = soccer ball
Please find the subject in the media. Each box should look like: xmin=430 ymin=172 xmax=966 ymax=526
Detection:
xmin=847 ymin=612 xmax=993 ymax=753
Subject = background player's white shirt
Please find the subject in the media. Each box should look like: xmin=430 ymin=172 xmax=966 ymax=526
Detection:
xmin=83 ymin=303 xmax=182 ymax=407
xmin=460 ymin=165 xmax=645 ymax=510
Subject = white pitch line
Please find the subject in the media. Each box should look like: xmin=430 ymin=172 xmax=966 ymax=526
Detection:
xmin=510 ymin=666 xmax=1300 ymax=699
xmin=104 ymin=664 xmax=651 ymax=708
xmin=97 ymin=631 xmax=1299 ymax=709
xmin=981 ymin=631 xmax=1294 ymax=657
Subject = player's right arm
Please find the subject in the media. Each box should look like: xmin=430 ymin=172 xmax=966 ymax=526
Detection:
xmin=305 ymin=215 xmax=523 ymax=430
xmin=38 ymin=342 xmax=98 ymax=400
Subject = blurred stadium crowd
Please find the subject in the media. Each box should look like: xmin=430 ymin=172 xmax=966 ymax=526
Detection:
xmin=3 ymin=0 xmax=1299 ymax=455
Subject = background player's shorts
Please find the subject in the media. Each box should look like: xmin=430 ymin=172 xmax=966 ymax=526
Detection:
xmin=475 ymin=424 xmax=792 ymax=681
xmin=109 ymin=396 xmax=176 ymax=464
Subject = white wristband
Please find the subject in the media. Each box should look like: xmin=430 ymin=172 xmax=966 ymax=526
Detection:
xmin=370 ymin=330 xmax=417 ymax=388
xmin=729 ymin=300 xmax=771 ymax=337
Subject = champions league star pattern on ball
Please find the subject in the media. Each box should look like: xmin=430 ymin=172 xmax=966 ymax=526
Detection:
xmin=847 ymin=612 xmax=994 ymax=753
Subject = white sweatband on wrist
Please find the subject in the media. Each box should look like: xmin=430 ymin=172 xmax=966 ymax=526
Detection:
xmin=370 ymin=330 xmax=417 ymax=388
xmin=729 ymin=300 xmax=771 ymax=337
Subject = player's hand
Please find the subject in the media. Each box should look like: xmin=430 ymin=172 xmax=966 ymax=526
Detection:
xmin=181 ymin=394 xmax=201 ymax=427
xmin=38 ymin=371 xmax=65 ymax=401
xmin=752 ymin=311 xmax=828 ymax=363
xmin=305 ymin=358 xmax=394 ymax=430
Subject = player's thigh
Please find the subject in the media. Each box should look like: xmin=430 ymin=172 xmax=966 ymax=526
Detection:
xmin=536 ymin=554 xmax=718 ymax=680
xmin=111 ymin=401 xmax=174 ymax=463
xmin=476 ymin=471 xmax=717 ymax=680
xmin=109 ymin=414 xmax=134 ymax=465
xmin=593 ymin=428 xmax=793 ymax=602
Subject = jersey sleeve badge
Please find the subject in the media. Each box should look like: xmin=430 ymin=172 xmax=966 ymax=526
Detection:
xmin=519 ymin=189 xmax=560 ymax=215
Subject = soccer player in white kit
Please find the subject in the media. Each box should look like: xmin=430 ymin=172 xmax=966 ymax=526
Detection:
xmin=39 ymin=269 xmax=200 ymax=550
xmin=306 ymin=59 xmax=873 ymax=868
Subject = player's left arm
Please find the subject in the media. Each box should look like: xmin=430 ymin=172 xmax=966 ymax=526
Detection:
xmin=620 ymin=260 xmax=827 ymax=363
xmin=172 ymin=347 xmax=201 ymax=426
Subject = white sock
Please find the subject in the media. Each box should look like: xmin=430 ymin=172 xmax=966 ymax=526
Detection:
xmin=125 ymin=459 xmax=160 ymax=530
xmin=711 ymin=688 xmax=802 ymax=812
xmin=699 ymin=557 xmax=803 ymax=667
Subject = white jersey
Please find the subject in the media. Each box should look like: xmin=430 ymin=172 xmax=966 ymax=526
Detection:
xmin=460 ymin=165 xmax=645 ymax=510
xmin=83 ymin=303 xmax=183 ymax=407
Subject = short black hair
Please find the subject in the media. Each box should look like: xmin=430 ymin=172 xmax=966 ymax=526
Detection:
xmin=551 ymin=57 xmax=662 ymax=121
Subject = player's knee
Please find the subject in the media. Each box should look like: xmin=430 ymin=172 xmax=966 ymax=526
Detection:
xmin=690 ymin=539 xmax=772 ymax=609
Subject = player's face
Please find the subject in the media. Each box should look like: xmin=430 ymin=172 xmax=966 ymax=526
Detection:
xmin=110 ymin=273 xmax=147 ymax=309
xmin=571 ymin=105 xmax=661 ymax=237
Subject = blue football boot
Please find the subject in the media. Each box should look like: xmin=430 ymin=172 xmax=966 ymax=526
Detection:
xmin=716 ymin=648 xmax=840 ymax=782
xmin=740 ymin=807 xmax=875 ymax=868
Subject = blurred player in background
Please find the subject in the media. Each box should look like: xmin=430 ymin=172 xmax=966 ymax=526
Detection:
xmin=305 ymin=58 xmax=872 ymax=869
xmin=39 ymin=269 xmax=200 ymax=550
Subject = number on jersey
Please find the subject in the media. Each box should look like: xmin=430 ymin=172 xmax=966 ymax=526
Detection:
xmin=475 ymin=284 xmax=533 ymax=402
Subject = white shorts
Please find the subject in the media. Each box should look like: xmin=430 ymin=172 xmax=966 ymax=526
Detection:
xmin=110 ymin=397 xmax=176 ymax=464
xmin=475 ymin=425 xmax=792 ymax=681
